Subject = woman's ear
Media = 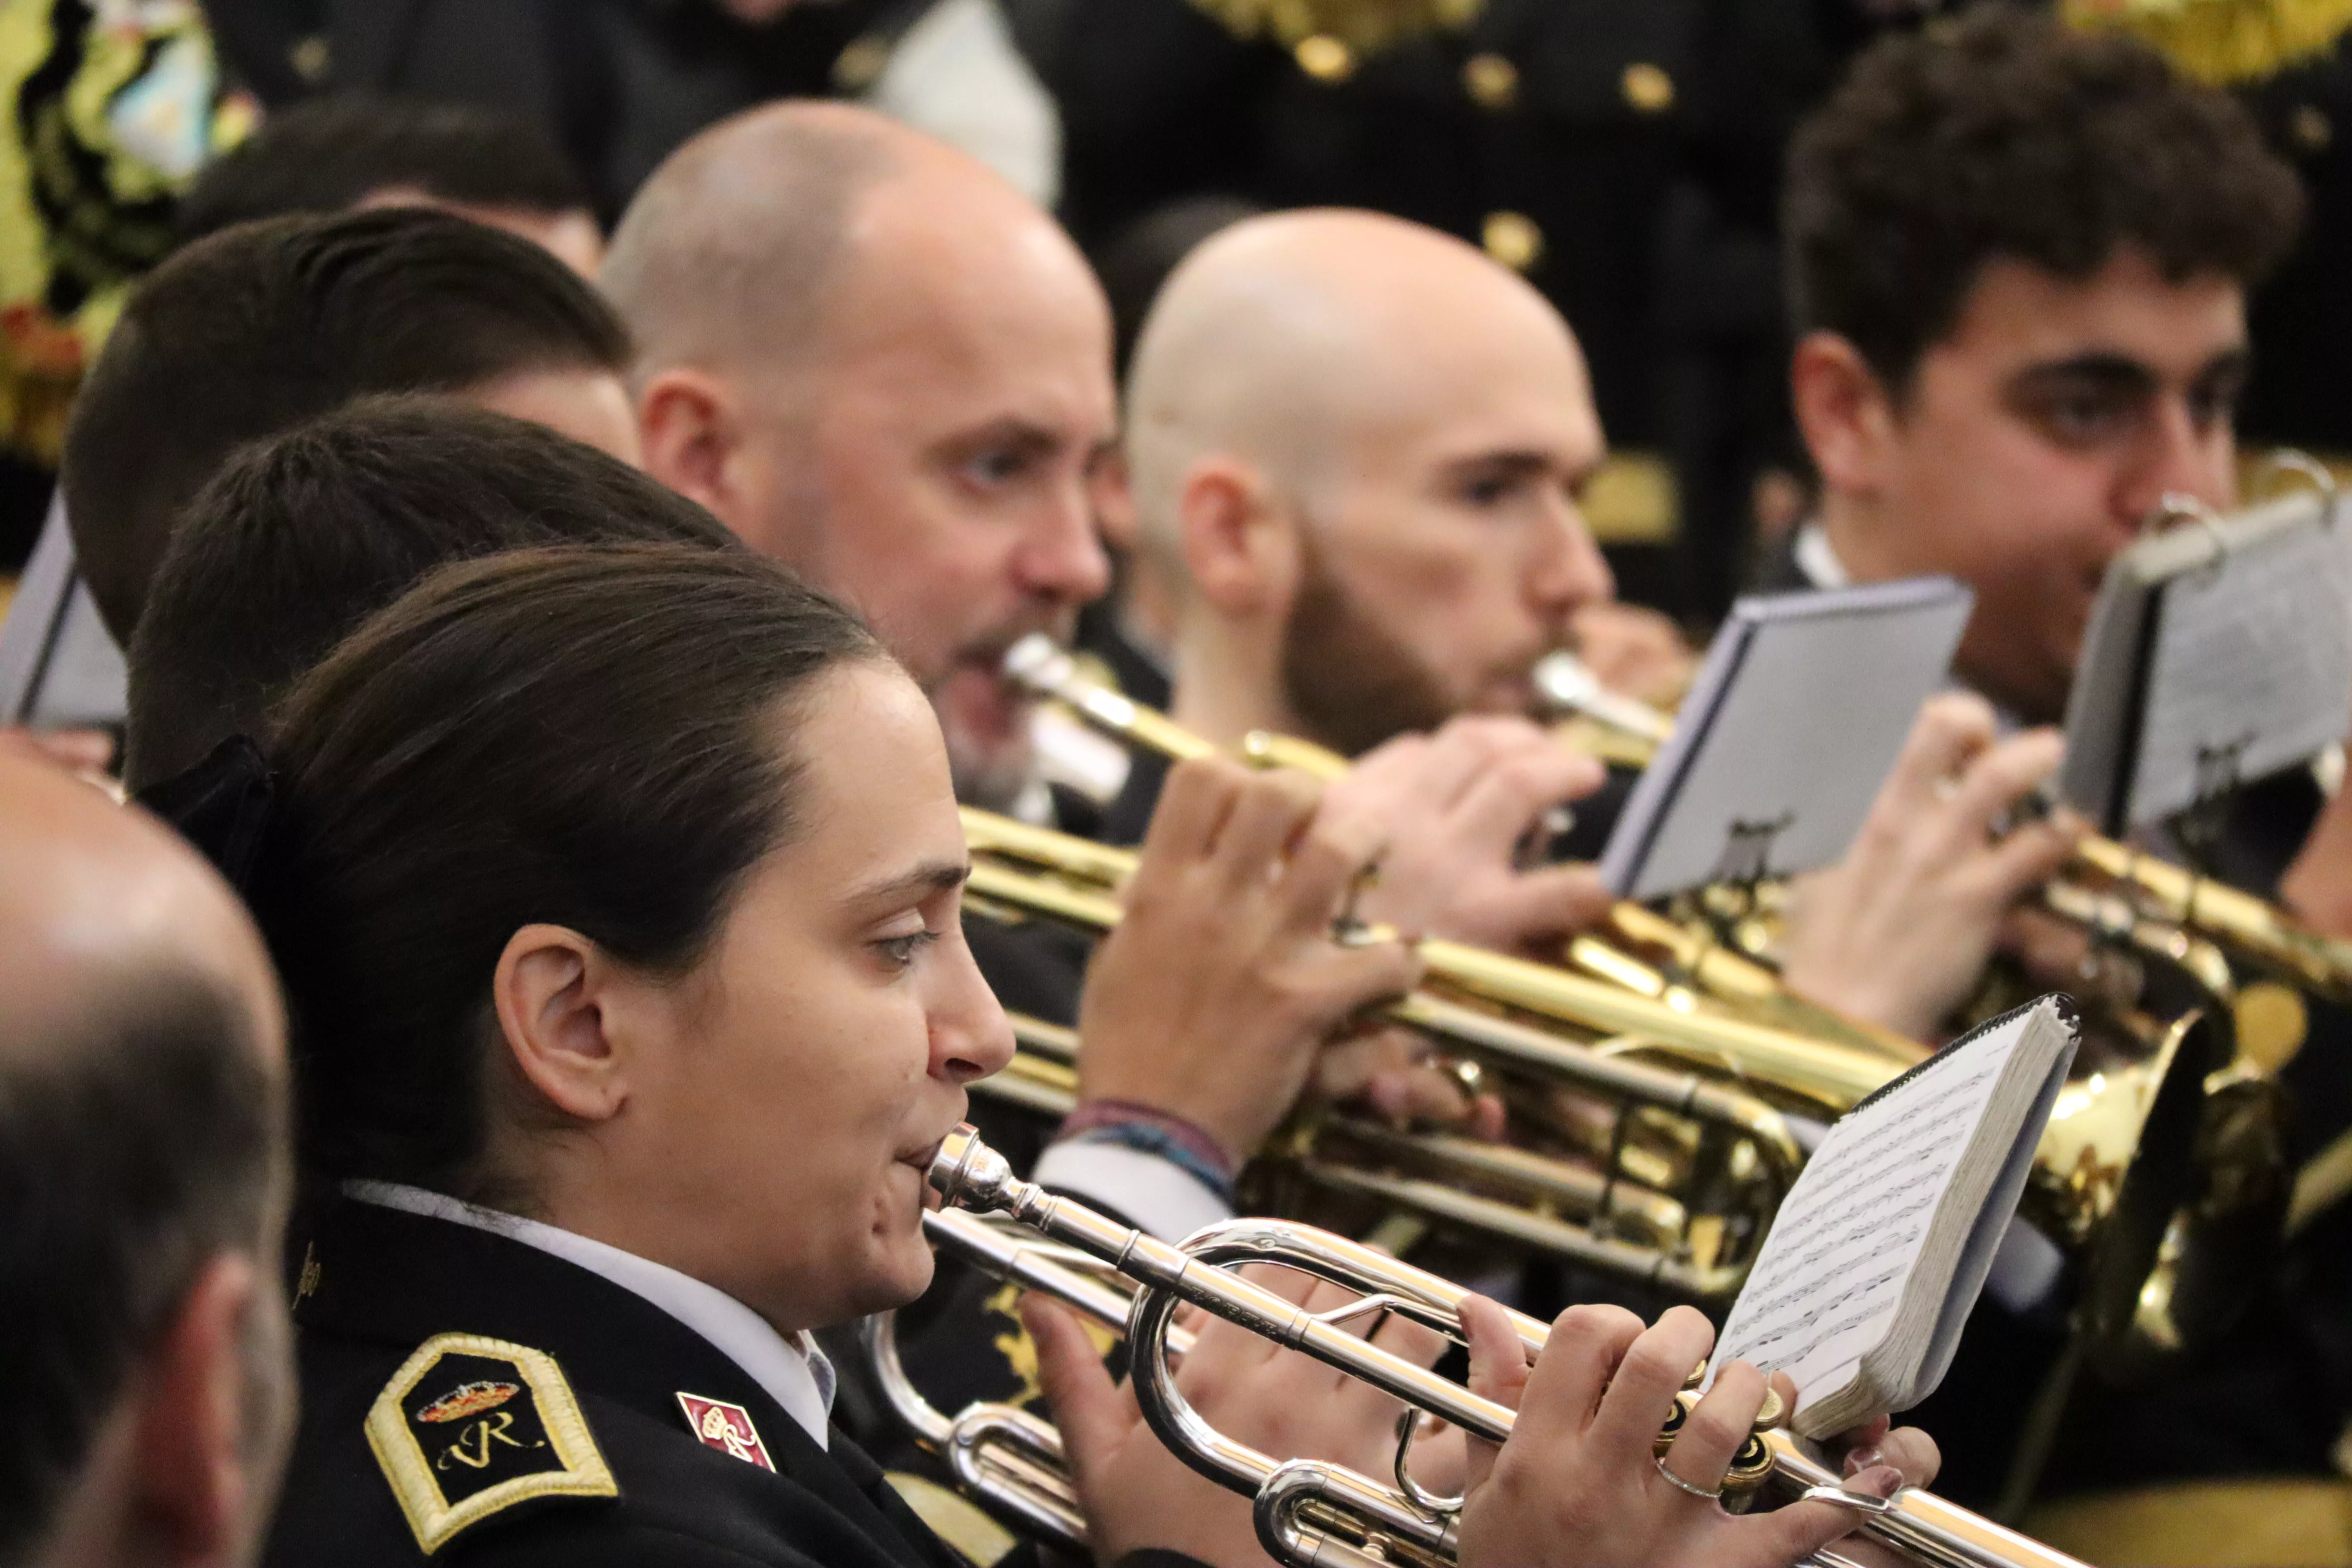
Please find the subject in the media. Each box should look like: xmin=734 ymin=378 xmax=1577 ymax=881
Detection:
xmin=1790 ymin=330 xmax=1898 ymax=501
xmin=492 ymin=924 xmax=630 ymax=1122
xmin=1178 ymin=457 xmax=1298 ymax=619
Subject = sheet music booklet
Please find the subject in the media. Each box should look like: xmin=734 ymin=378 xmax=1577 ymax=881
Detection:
xmin=1598 ymin=577 xmax=1975 ymax=902
xmin=1711 ymin=996 xmax=2079 ymax=1438
xmin=2059 ymin=485 xmax=2352 ymax=833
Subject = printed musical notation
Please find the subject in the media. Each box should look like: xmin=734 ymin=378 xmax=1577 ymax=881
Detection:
xmin=1714 ymin=1050 xmax=2003 ymax=1391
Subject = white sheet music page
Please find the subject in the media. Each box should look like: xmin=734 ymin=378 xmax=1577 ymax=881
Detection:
xmin=2125 ymin=494 xmax=2352 ymax=828
xmin=1598 ymin=577 xmax=1973 ymax=902
xmin=1710 ymin=998 xmax=2074 ymax=1437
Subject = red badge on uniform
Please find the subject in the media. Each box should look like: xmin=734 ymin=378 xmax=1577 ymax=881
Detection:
xmin=675 ymin=1393 xmax=774 ymax=1471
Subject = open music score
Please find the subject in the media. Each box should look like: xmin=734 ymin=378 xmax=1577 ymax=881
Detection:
xmin=1712 ymin=996 xmax=2078 ymax=1438
xmin=2060 ymin=484 xmax=2352 ymax=833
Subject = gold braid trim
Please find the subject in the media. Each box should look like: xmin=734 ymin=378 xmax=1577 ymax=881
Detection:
xmin=2064 ymin=0 xmax=2352 ymax=84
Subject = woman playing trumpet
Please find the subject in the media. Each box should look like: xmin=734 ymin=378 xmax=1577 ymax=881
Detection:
xmin=189 ymin=542 xmax=1929 ymax=1568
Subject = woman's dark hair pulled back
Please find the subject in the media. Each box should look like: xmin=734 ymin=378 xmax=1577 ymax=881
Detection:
xmin=256 ymin=544 xmax=885 ymax=1192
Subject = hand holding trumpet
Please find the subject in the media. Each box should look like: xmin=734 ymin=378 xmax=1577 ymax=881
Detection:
xmin=1455 ymin=1299 xmax=1938 ymax=1568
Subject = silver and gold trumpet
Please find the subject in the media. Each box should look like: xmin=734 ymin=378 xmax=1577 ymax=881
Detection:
xmin=905 ymin=1124 xmax=2098 ymax=1568
xmin=960 ymin=799 xmax=2221 ymax=1345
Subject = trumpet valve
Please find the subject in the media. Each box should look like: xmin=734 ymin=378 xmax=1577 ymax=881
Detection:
xmin=1654 ymin=1381 xmax=1784 ymax=1496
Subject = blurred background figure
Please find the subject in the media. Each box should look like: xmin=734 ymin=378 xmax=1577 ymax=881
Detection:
xmin=0 ymin=749 xmax=293 ymax=1568
xmin=0 ymin=100 xmax=613 ymax=756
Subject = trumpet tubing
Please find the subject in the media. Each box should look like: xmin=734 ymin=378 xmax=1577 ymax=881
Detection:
xmin=1530 ymin=639 xmax=2352 ymax=1014
xmin=959 ymin=807 xmax=2219 ymax=1318
xmin=925 ymin=1125 xmax=2096 ymax=1568
xmin=1003 ymin=634 xmax=1917 ymax=1060
xmin=961 ymin=820 xmax=1813 ymax=1293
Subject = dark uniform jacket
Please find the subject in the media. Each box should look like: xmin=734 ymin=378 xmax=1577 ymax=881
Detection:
xmin=267 ymin=1195 xmax=975 ymax=1567
xmin=269 ymin=1196 xmax=1214 ymax=1568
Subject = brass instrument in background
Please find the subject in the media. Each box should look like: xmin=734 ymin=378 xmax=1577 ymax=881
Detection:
xmin=960 ymin=806 xmax=2220 ymax=1348
xmin=1534 ymin=646 xmax=2351 ymax=1049
xmin=963 ymin=855 xmax=1813 ymax=1300
xmin=909 ymin=1125 xmax=2100 ymax=1568
xmin=1005 ymin=633 xmax=1921 ymax=1063
xmin=1535 ymin=650 xmax=2296 ymax=1368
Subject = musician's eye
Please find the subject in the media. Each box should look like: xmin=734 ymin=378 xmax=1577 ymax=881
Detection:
xmin=872 ymin=924 xmax=940 ymax=973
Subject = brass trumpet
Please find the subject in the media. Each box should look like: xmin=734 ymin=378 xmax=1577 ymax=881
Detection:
xmin=1535 ymin=640 xmax=2351 ymax=1039
xmin=1005 ymin=634 xmax=1918 ymax=1064
xmin=920 ymin=1124 xmax=2098 ymax=1568
xmin=978 ymin=1012 xmax=1731 ymax=1289
xmin=960 ymin=807 xmax=2220 ymax=1339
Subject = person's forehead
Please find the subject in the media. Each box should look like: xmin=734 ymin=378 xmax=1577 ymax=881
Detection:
xmin=771 ymin=665 xmax=961 ymax=862
xmin=1934 ymin=250 xmax=2247 ymax=381
xmin=1344 ymin=310 xmax=1601 ymax=473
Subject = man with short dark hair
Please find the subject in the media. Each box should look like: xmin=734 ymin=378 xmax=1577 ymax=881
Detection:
xmin=125 ymin=399 xmax=736 ymax=791
xmin=176 ymin=97 xmax=603 ymax=276
xmin=1760 ymin=10 xmax=2311 ymax=1029
xmin=0 ymin=749 xmax=292 ymax=1568
xmin=1770 ymin=7 xmax=2304 ymax=723
xmin=63 ymin=207 xmax=640 ymax=654
xmin=1755 ymin=13 xmax=2349 ymax=1527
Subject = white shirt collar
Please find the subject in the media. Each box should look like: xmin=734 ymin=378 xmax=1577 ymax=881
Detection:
xmin=345 ymin=1181 xmax=835 ymax=1451
xmin=1793 ymin=521 xmax=1853 ymax=589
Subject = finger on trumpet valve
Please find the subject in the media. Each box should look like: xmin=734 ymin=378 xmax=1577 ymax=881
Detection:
xmin=1652 ymin=1365 xmax=1784 ymax=1496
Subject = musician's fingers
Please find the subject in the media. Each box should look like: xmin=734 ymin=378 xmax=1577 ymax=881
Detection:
xmin=1457 ymin=1293 xmax=1527 ymax=1497
xmin=1407 ymin=715 xmax=1530 ymax=811
xmin=1452 ymin=742 xmax=1604 ymax=848
xmin=1870 ymin=694 xmax=1999 ymax=826
xmin=1870 ymin=1426 xmax=1941 ymax=1491
xmin=1970 ymin=815 xmax=2076 ymax=908
xmin=1358 ymin=1062 xmax=1482 ymax=1129
xmin=1586 ymin=1304 xmax=1710 ymax=1460
xmin=1367 ymin=1299 xmax=1449 ymax=1372
xmin=1023 ymin=1296 xmax=1138 ymax=1490
xmin=1142 ymin=754 xmax=1250 ymax=866
xmin=1659 ymin=1358 xmax=1765 ymax=1498
xmin=1463 ymin=860 xmax=1617 ymax=946
xmin=1945 ymin=727 xmax=2064 ymax=846
xmin=1732 ymin=1486 xmax=1889 ymax=1568
xmin=1768 ymin=1370 xmax=1801 ymax=1425
xmin=1215 ymin=769 xmax=1328 ymax=896
xmin=1525 ymin=1301 xmax=1646 ymax=1445
xmin=1274 ymin=794 xmax=1391 ymax=929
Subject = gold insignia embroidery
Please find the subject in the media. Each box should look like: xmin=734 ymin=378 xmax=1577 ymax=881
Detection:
xmin=293 ymin=1243 xmax=321 ymax=1306
xmin=365 ymin=1333 xmax=618 ymax=1553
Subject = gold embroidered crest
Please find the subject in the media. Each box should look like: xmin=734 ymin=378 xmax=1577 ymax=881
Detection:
xmin=365 ymin=1333 xmax=618 ymax=1553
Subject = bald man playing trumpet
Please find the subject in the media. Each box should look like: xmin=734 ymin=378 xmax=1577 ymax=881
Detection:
xmin=1116 ymin=207 xmax=2076 ymax=1042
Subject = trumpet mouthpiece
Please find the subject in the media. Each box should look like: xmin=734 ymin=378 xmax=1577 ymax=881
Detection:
xmin=929 ymin=1124 xmax=1017 ymax=1211
xmin=1002 ymin=634 xmax=1074 ymax=696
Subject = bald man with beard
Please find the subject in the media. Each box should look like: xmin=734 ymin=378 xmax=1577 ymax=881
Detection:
xmin=0 ymin=753 xmax=294 ymax=1568
xmin=1119 ymin=209 xmax=2079 ymax=1044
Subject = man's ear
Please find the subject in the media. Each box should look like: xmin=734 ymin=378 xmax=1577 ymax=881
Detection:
xmin=1177 ymin=457 xmax=1296 ymax=618
xmin=129 ymin=1253 xmax=270 ymax=1564
xmin=637 ymin=368 xmax=753 ymax=530
xmin=492 ymin=925 xmax=632 ymax=1123
xmin=1791 ymin=331 xmax=1899 ymax=501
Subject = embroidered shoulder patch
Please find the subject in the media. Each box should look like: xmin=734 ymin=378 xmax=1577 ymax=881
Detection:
xmin=365 ymin=1333 xmax=619 ymax=1553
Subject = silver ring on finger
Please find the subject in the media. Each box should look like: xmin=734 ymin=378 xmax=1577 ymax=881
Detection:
xmin=1653 ymin=1456 xmax=1725 ymax=1502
